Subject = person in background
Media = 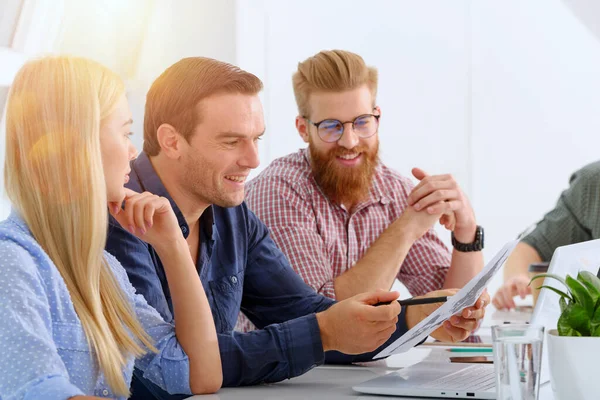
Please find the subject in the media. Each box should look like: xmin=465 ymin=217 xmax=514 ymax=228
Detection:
xmin=245 ymin=49 xmax=484 ymax=306
xmin=0 ymin=56 xmax=221 ymax=399
xmin=493 ymin=161 xmax=600 ymax=309
xmin=105 ymin=56 xmax=490 ymax=400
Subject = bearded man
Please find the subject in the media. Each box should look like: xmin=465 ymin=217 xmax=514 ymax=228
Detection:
xmin=106 ymin=56 xmax=489 ymax=399
xmin=245 ymin=49 xmax=484 ymax=303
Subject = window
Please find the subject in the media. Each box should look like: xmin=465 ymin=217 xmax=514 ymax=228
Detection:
xmin=0 ymin=0 xmax=63 ymax=119
xmin=0 ymin=0 xmax=24 ymax=47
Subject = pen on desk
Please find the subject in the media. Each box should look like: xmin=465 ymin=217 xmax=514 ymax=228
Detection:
xmin=446 ymin=348 xmax=493 ymax=353
xmin=374 ymin=296 xmax=449 ymax=307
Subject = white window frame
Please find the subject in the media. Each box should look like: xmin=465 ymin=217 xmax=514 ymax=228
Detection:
xmin=0 ymin=0 xmax=64 ymax=85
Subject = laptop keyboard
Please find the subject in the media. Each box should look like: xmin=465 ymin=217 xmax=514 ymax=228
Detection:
xmin=418 ymin=364 xmax=495 ymax=391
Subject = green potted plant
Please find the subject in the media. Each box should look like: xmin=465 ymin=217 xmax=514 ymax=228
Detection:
xmin=530 ymin=271 xmax=600 ymax=400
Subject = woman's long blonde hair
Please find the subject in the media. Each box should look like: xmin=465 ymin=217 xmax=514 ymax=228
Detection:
xmin=4 ymin=56 xmax=154 ymax=396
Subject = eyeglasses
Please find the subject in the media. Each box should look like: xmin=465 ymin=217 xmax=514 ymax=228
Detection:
xmin=304 ymin=112 xmax=381 ymax=143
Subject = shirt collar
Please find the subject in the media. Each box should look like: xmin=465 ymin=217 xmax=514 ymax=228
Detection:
xmin=300 ymin=147 xmax=391 ymax=206
xmin=8 ymin=209 xmax=32 ymax=236
xmin=131 ymin=152 xmax=216 ymax=240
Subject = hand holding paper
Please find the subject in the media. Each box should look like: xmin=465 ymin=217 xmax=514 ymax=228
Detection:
xmin=405 ymin=289 xmax=489 ymax=343
xmin=374 ymin=240 xmax=518 ymax=358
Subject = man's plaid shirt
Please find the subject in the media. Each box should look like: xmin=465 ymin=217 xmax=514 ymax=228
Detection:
xmin=245 ymin=148 xmax=452 ymax=299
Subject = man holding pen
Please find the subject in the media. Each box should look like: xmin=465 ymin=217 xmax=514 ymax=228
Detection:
xmin=106 ymin=56 xmax=489 ymax=400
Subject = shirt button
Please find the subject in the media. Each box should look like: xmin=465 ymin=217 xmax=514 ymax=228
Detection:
xmin=102 ymin=389 xmax=109 ymax=396
xmin=181 ymin=225 xmax=188 ymax=234
xmin=230 ymin=276 xmax=238 ymax=284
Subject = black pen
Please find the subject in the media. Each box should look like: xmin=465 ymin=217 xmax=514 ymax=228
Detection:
xmin=374 ymin=296 xmax=449 ymax=307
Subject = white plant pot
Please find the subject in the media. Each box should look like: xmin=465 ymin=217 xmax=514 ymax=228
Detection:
xmin=547 ymin=329 xmax=600 ymax=400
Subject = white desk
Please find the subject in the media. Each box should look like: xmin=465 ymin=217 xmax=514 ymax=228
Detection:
xmin=190 ymin=346 xmax=554 ymax=399
xmin=191 ymin=305 xmax=554 ymax=399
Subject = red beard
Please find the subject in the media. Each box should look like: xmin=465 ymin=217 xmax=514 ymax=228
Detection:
xmin=309 ymin=136 xmax=379 ymax=207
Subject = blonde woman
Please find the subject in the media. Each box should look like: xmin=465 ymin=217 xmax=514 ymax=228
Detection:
xmin=0 ymin=56 xmax=221 ymax=399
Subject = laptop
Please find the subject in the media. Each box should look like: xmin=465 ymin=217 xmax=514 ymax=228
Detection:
xmin=353 ymin=239 xmax=600 ymax=399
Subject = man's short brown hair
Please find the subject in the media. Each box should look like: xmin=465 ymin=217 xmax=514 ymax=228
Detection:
xmin=292 ymin=50 xmax=378 ymax=118
xmin=143 ymin=57 xmax=263 ymax=156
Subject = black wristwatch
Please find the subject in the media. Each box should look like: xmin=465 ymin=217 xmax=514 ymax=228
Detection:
xmin=451 ymin=225 xmax=484 ymax=252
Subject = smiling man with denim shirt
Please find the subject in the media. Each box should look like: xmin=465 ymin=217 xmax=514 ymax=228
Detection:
xmin=105 ymin=57 xmax=489 ymax=400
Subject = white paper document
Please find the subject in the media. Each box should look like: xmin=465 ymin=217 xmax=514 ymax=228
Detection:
xmin=374 ymin=240 xmax=519 ymax=359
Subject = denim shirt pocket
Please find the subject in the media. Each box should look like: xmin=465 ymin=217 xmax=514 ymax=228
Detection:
xmin=208 ymin=270 xmax=244 ymax=332
xmin=52 ymin=321 xmax=94 ymax=371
